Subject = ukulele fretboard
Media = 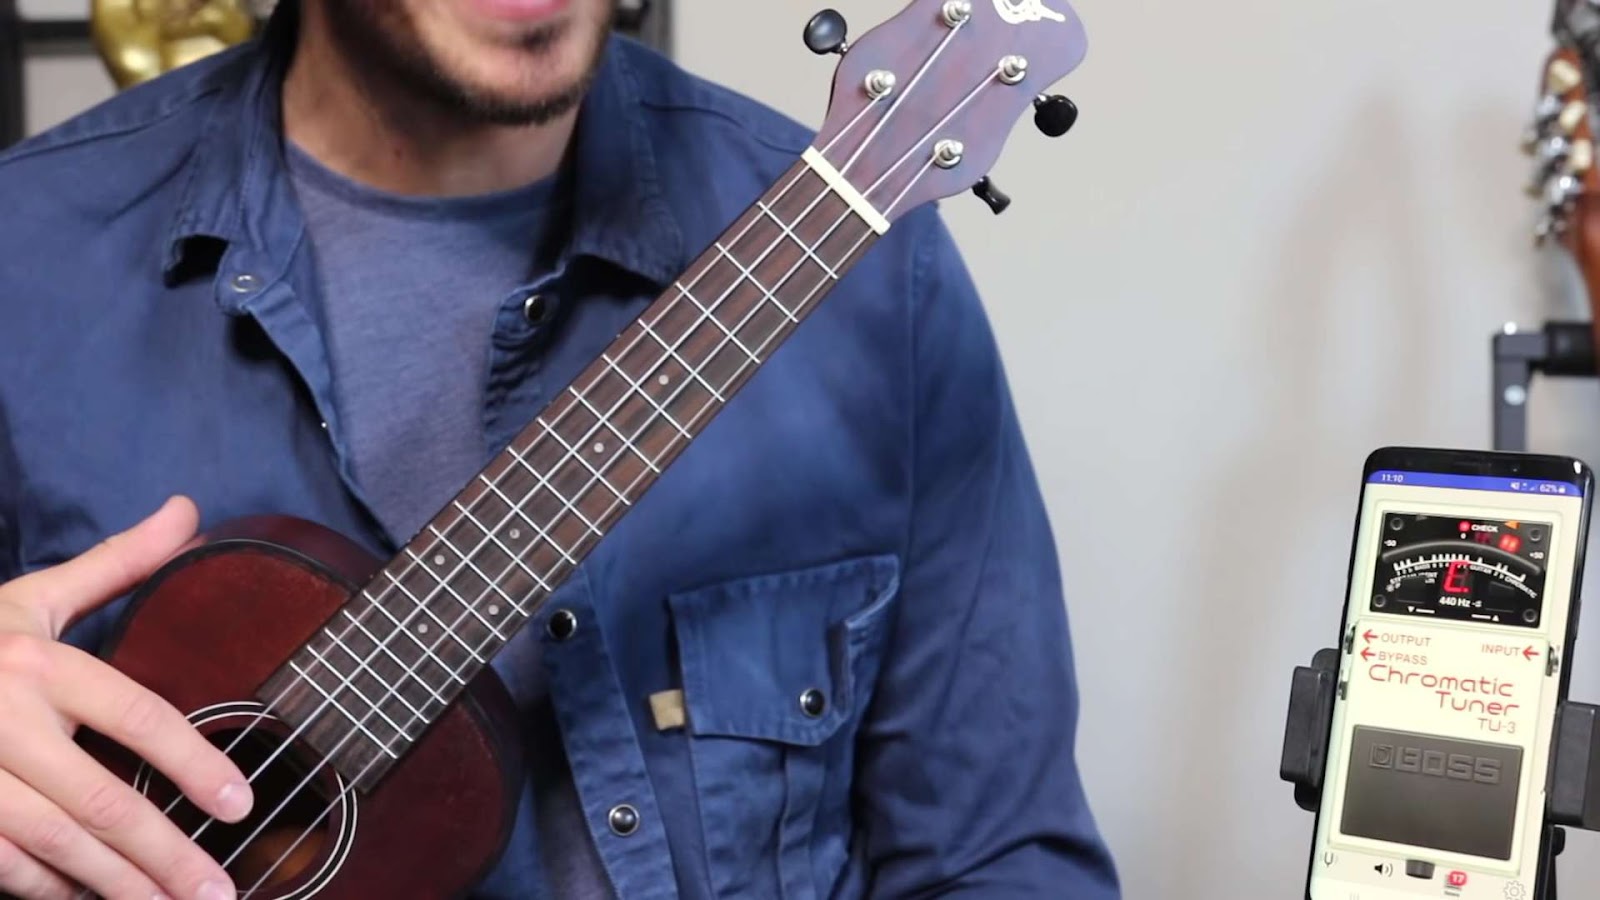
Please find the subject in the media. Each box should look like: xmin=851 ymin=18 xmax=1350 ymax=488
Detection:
xmin=257 ymin=155 xmax=883 ymax=791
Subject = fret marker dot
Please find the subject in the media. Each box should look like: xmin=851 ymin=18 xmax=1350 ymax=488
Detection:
xmin=593 ymin=442 xmax=605 ymax=454
xmin=658 ymin=374 xmax=670 ymax=386
xmin=489 ymin=604 xmax=501 ymax=615
xmin=433 ymin=554 xmax=446 ymax=566
xmin=418 ymin=623 xmax=430 ymax=635
xmin=509 ymin=528 xmax=522 ymax=540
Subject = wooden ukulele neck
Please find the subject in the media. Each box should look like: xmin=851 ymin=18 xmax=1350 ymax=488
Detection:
xmin=258 ymin=156 xmax=883 ymax=790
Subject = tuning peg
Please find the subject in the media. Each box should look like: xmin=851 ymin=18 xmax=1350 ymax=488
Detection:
xmin=1522 ymin=125 xmax=1542 ymax=156
xmin=804 ymin=9 xmax=849 ymax=55
xmin=1546 ymin=173 xmax=1583 ymax=211
xmin=1548 ymin=58 xmax=1583 ymax=95
xmin=1559 ymin=99 xmax=1589 ymax=135
xmin=1570 ymin=138 xmax=1595 ymax=174
xmin=1034 ymin=94 xmax=1078 ymax=138
xmin=972 ymin=176 xmax=1011 ymax=215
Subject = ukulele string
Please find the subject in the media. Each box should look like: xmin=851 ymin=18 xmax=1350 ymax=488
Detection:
xmin=216 ymin=39 xmax=978 ymax=893
xmin=163 ymin=101 xmax=893 ymax=883
xmin=238 ymin=189 xmax=892 ymax=900
xmin=150 ymin=91 xmax=893 ymax=859
xmin=838 ymin=13 xmax=966 ymax=178
xmin=192 ymin=30 xmax=964 ymax=891
xmin=230 ymin=64 xmax=973 ymax=879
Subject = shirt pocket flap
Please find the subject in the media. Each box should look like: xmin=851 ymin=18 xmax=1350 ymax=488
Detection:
xmin=668 ymin=553 xmax=901 ymax=747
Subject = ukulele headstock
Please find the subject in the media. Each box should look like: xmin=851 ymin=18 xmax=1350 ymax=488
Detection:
xmin=806 ymin=0 xmax=1089 ymax=227
xmin=1524 ymin=45 xmax=1598 ymax=247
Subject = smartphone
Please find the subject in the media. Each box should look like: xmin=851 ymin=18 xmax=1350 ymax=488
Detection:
xmin=1305 ymin=447 xmax=1593 ymax=900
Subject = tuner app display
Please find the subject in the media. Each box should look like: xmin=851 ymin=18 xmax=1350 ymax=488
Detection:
xmin=1308 ymin=470 xmax=1584 ymax=900
xmin=1373 ymin=513 xmax=1551 ymax=629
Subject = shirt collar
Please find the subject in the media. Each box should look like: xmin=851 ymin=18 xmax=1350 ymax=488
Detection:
xmin=163 ymin=1 xmax=686 ymax=290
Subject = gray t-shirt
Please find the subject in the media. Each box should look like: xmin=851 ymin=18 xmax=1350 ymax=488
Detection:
xmin=287 ymin=143 xmax=611 ymax=899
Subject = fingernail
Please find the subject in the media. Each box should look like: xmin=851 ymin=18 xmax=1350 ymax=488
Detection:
xmin=155 ymin=894 xmax=172 ymax=900
xmin=216 ymin=781 xmax=252 ymax=821
xmin=196 ymin=881 xmax=234 ymax=900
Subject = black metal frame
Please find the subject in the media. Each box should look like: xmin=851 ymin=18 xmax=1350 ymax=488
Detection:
xmin=0 ymin=0 xmax=21 ymax=148
xmin=1491 ymin=322 xmax=1599 ymax=452
xmin=0 ymin=0 xmax=671 ymax=149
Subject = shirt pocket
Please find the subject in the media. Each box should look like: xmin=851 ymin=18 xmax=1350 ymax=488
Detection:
xmin=667 ymin=553 xmax=901 ymax=900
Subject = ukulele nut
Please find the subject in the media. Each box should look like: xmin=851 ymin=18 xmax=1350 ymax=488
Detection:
xmin=608 ymin=804 xmax=641 ymax=836
xmin=547 ymin=609 xmax=578 ymax=641
xmin=941 ymin=0 xmax=972 ymax=27
xmin=863 ymin=69 xmax=897 ymax=100
xmin=999 ymin=55 xmax=1029 ymax=85
xmin=933 ymin=139 xmax=966 ymax=169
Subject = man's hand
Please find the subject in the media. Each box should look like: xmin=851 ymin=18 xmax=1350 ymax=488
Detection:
xmin=0 ymin=497 xmax=253 ymax=900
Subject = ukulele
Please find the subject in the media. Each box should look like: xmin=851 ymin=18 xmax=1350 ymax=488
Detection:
xmin=1527 ymin=0 xmax=1600 ymax=355
xmin=74 ymin=2 xmax=1090 ymax=897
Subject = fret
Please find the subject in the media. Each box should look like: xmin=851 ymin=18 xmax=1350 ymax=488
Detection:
xmin=324 ymin=611 xmax=448 ymax=709
xmin=718 ymin=231 xmax=801 ymax=325
xmin=315 ymin=628 xmax=433 ymax=725
xmin=287 ymin=660 xmax=403 ymax=760
xmin=378 ymin=570 xmax=484 ymax=665
xmin=567 ymin=386 xmax=660 ymax=474
xmin=757 ymin=199 xmax=838 ymax=294
xmin=676 ymin=274 xmax=762 ymax=366
xmin=638 ymin=320 xmax=726 ymax=402
xmin=422 ymin=523 xmax=531 ymax=624
xmin=536 ymin=418 xmax=631 ymax=508
xmin=298 ymin=643 xmax=421 ymax=743
xmin=261 ymin=160 xmax=886 ymax=794
xmin=403 ymin=544 xmax=510 ymax=642
xmin=453 ymin=497 xmax=562 ymax=584
xmin=603 ymin=354 xmax=692 ymax=440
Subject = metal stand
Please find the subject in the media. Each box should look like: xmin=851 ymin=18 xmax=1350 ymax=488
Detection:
xmin=1281 ymin=650 xmax=1600 ymax=900
xmin=1493 ymin=322 xmax=1598 ymax=451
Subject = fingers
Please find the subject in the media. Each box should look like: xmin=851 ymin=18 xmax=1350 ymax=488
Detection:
xmin=0 ymin=768 xmax=165 ymax=900
xmin=0 ymin=834 xmax=76 ymax=900
xmin=0 ymin=497 xmax=200 ymax=638
xmin=43 ymin=644 xmax=252 ymax=825
xmin=0 ymin=737 xmax=237 ymax=900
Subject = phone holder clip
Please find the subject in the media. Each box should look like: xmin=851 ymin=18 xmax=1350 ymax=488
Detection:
xmin=1280 ymin=648 xmax=1600 ymax=899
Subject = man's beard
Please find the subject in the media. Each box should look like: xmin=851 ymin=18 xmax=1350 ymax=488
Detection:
xmin=319 ymin=0 xmax=613 ymax=127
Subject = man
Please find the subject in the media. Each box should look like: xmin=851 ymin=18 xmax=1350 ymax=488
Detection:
xmin=0 ymin=1 xmax=1119 ymax=897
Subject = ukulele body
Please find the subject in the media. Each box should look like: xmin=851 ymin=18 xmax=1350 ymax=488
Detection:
xmin=78 ymin=516 xmax=522 ymax=899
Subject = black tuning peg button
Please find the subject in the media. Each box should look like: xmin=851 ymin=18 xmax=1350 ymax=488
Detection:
xmin=972 ymin=176 xmax=1011 ymax=215
xmin=1034 ymin=94 xmax=1078 ymax=138
xmin=804 ymin=9 xmax=849 ymax=55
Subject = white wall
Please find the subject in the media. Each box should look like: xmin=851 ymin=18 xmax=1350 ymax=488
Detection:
xmin=676 ymin=1 xmax=1600 ymax=897
xmin=15 ymin=0 xmax=1600 ymax=896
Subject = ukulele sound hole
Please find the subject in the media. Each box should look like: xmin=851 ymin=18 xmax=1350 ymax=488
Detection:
xmin=138 ymin=711 xmax=355 ymax=898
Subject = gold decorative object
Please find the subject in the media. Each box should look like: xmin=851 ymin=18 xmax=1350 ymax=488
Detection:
xmin=90 ymin=0 xmax=258 ymax=89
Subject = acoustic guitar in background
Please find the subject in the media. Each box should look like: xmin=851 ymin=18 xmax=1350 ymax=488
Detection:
xmin=1527 ymin=0 xmax=1600 ymax=359
xmin=69 ymin=1 xmax=1089 ymax=897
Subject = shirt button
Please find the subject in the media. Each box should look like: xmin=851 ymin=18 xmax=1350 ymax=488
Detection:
xmin=523 ymin=293 xmax=551 ymax=324
xmin=608 ymin=804 xmax=640 ymax=836
xmin=546 ymin=609 xmax=578 ymax=641
xmin=800 ymin=688 xmax=827 ymax=718
xmin=230 ymin=273 xmax=261 ymax=293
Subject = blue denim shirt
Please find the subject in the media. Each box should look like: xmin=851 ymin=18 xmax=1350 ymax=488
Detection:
xmin=0 ymin=8 xmax=1119 ymax=899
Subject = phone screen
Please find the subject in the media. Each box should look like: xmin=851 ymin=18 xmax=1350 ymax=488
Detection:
xmin=1307 ymin=451 xmax=1591 ymax=900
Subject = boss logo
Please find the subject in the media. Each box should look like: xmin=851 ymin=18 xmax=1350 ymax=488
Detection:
xmin=1370 ymin=742 xmax=1501 ymax=785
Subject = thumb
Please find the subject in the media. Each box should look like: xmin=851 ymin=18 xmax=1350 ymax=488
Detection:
xmin=4 ymin=496 xmax=201 ymax=638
